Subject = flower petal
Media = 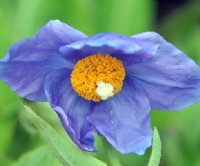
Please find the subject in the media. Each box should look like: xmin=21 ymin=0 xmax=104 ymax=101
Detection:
xmin=87 ymin=78 xmax=152 ymax=154
xmin=127 ymin=32 xmax=200 ymax=110
xmin=0 ymin=20 xmax=82 ymax=101
xmin=59 ymin=33 xmax=159 ymax=65
xmin=44 ymin=69 xmax=96 ymax=152
xmin=34 ymin=20 xmax=87 ymax=50
xmin=0 ymin=55 xmax=71 ymax=101
xmin=2 ymin=20 xmax=87 ymax=62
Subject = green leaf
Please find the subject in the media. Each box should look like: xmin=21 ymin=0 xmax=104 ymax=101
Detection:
xmin=11 ymin=146 xmax=62 ymax=166
xmin=148 ymin=127 xmax=161 ymax=166
xmin=22 ymin=105 xmax=107 ymax=166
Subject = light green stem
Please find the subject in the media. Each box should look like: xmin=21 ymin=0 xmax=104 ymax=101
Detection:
xmin=148 ymin=127 xmax=162 ymax=166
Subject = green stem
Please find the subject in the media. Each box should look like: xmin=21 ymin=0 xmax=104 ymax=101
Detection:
xmin=148 ymin=127 xmax=162 ymax=166
xmin=22 ymin=105 xmax=107 ymax=166
xmin=108 ymin=149 xmax=121 ymax=166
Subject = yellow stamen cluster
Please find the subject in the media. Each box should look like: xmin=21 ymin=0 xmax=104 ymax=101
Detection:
xmin=70 ymin=53 xmax=126 ymax=102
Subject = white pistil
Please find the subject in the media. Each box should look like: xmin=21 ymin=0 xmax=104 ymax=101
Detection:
xmin=96 ymin=81 xmax=114 ymax=100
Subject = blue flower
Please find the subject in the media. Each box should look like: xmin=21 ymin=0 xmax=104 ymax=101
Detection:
xmin=1 ymin=20 xmax=200 ymax=154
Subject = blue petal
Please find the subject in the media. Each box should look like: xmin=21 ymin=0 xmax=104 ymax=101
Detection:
xmin=0 ymin=20 xmax=84 ymax=101
xmin=87 ymin=78 xmax=152 ymax=154
xmin=34 ymin=20 xmax=87 ymax=50
xmin=127 ymin=32 xmax=200 ymax=110
xmin=44 ymin=69 xmax=96 ymax=152
xmin=59 ymin=33 xmax=159 ymax=65
xmin=2 ymin=20 xmax=87 ymax=62
xmin=0 ymin=56 xmax=71 ymax=101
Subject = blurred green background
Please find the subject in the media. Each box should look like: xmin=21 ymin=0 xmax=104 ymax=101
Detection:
xmin=0 ymin=0 xmax=200 ymax=165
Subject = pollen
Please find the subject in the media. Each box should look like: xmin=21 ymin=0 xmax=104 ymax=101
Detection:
xmin=70 ymin=53 xmax=126 ymax=102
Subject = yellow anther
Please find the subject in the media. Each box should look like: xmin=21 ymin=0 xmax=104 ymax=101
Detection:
xmin=70 ymin=53 xmax=126 ymax=102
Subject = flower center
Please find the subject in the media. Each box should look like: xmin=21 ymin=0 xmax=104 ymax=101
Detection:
xmin=70 ymin=53 xmax=126 ymax=102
